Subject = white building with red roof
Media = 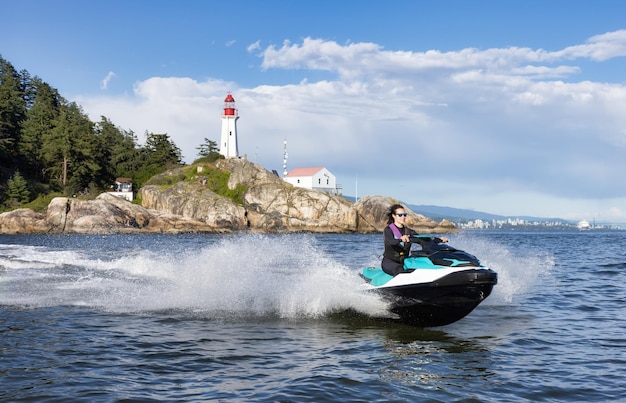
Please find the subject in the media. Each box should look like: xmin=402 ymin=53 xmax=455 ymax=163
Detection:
xmin=283 ymin=166 xmax=341 ymax=195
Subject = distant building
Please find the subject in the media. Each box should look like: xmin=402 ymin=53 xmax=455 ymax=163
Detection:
xmin=283 ymin=166 xmax=342 ymax=195
xmin=109 ymin=177 xmax=133 ymax=201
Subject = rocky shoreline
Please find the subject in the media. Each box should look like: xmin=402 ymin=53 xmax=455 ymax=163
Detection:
xmin=0 ymin=159 xmax=457 ymax=235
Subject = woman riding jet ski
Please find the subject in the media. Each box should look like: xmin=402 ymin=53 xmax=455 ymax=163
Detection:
xmin=361 ymin=204 xmax=497 ymax=327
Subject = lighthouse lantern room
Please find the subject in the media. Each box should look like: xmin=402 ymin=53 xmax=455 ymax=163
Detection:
xmin=219 ymin=93 xmax=240 ymax=158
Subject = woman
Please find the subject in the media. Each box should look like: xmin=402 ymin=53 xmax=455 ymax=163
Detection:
xmin=381 ymin=204 xmax=448 ymax=276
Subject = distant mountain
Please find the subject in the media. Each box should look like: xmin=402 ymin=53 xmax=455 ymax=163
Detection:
xmin=343 ymin=196 xmax=572 ymax=224
xmin=405 ymin=204 xmax=505 ymax=222
xmin=405 ymin=204 xmax=571 ymax=224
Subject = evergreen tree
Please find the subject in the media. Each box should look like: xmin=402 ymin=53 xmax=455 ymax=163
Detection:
xmin=64 ymin=103 xmax=101 ymax=194
xmin=112 ymin=130 xmax=143 ymax=177
xmin=144 ymin=132 xmax=183 ymax=167
xmin=19 ymin=79 xmax=62 ymax=179
xmin=5 ymin=170 xmax=30 ymax=207
xmin=41 ymin=102 xmax=97 ymax=193
xmin=95 ymin=116 xmax=140 ymax=180
xmin=0 ymin=56 xmax=27 ymax=166
xmin=20 ymin=69 xmax=36 ymax=109
xmin=195 ymin=137 xmax=223 ymax=163
xmin=196 ymin=137 xmax=219 ymax=157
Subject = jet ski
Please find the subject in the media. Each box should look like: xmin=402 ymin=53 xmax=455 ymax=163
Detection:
xmin=361 ymin=240 xmax=497 ymax=327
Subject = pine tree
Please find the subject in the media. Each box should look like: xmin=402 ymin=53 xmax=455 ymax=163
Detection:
xmin=19 ymin=79 xmax=62 ymax=179
xmin=195 ymin=137 xmax=223 ymax=163
xmin=0 ymin=56 xmax=27 ymax=166
xmin=5 ymin=170 xmax=30 ymax=207
xmin=144 ymin=132 xmax=183 ymax=167
xmin=196 ymin=137 xmax=219 ymax=157
xmin=41 ymin=102 xmax=97 ymax=194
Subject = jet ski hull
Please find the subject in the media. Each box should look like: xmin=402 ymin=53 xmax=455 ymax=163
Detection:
xmin=379 ymin=269 xmax=497 ymax=326
xmin=362 ymin=264 xmax=498 ymax=327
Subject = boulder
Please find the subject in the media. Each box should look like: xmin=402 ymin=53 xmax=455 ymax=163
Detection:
xmin=244 ymin=183 xmax=359 ymax=232
xmin=141 ymin=182 xmax=248 ymax=230
xmin=216 ymin=158 xmax=284 ymax=188
xmin=0 ymin=208 xmax=50 ymax=234
xmin=354 ymin=195 xmax=449 ymax=233
xmin=434 ymin=219 xmax=458 ymax=233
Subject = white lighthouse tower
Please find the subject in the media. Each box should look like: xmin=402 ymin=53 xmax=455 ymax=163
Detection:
xmin=219 ymin=93 xmax=239 ymax=158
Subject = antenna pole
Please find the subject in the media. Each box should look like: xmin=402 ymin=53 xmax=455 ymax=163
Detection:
xmin=283 ymin=139 xmax=288 ymax=177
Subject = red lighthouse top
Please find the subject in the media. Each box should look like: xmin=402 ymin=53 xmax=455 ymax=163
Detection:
xmin=223 ymin=93 xmax=237 ymax=116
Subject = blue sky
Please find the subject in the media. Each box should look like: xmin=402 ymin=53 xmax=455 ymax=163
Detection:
xmin=3 ymin=1 xmax=626 ymax=223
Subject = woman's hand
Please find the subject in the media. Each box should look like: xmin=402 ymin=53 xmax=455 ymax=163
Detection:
xmin=401 ymin=234 xmax=411 ymax=243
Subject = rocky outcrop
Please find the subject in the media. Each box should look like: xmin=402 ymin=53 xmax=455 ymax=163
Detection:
xmin=354 ymin=195 xmax=458 ymax=233
xmin=141 ymin=182 xmax=248 ymax=230
xmin=139 ymin=160 xmax=454 ymax=233
xmin=0 ymin=193 xmax=226 ymax=234
xmin=216 ymin=158 xmax=283 ymax=189
xmin=0 ymin=208 xmax=50 ymax=234
xmin=244 ymin=183 xmax=360 ymax=232
xmin=0 ymin=159 xmax=457 ymax=234
xmin=140 ymin=160 xmax=361 ymax=232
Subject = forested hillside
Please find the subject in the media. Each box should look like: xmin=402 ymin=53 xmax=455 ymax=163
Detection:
xmin=0 ymin=55 xmax=218 ymax=212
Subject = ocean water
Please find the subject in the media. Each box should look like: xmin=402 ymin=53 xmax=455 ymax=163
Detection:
xmin=1 ymin=230 xmax=625 ymax=402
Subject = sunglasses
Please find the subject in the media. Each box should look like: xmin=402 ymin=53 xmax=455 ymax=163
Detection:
xmin=395 ymin=213 xmax=407 ymax=217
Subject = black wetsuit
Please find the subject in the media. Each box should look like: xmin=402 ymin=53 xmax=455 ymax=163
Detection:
xmin=381 ymin=225 xmax=443 ymax=276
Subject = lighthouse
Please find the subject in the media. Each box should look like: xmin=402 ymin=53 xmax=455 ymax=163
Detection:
xmin=219 ymin=93 xmax=240 ymax=158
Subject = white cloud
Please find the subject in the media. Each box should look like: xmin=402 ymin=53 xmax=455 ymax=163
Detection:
xmin=259 ymin=31 xmax=626 ymax=81
xmin=247 ymin=40 xmax=261 ymax=52
xmin=100 ymin=71 xmax=117 ymax=90
xmin=76 ymin=30 xmax=626 ymax=223
xmin=557 ymin=29 xmax=626 ymax=61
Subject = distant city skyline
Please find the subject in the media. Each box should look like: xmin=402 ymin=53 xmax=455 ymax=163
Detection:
xmin=407 ymin=204 xmax=623 ymax=229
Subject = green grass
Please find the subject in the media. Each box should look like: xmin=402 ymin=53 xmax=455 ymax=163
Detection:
xmin=23 ymin=192 xmax=65 ymax=213
xmin=144 ymin=164 xmax=248 ymax=205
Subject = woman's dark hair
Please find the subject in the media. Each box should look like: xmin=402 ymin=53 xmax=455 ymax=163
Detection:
xmin=386 ymin=204 xmax=405 ymax=224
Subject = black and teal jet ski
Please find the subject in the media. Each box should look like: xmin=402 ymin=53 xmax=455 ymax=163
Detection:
xmin=361 ymin=240 xmax=497 ymax=327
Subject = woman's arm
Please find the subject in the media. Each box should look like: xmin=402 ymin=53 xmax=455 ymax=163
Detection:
xmin=384 ymin=226 xmax=405 ymax=246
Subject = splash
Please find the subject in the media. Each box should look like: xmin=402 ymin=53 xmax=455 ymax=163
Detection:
xmin=450 ymin=233 xmax=555 ymax=304
xmin=0 ymin=235 xmax=389 ymax=320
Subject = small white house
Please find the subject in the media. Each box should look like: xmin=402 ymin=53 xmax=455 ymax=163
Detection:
xmin=109 ymin=177 xmax=133 ymax=201
xmin=283 ymin=167 xmax=341 ymax=195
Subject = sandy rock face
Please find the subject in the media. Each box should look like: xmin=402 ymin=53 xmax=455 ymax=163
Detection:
xmin=0 ymin=208 xmax=50 ymax=234
xmin=140 ymin=182 xmax=248 ymax=230
xmin=243 ymin=183 xmax=359 ymax=232
xmin=215 ymin=158 xmax=284 ymax=188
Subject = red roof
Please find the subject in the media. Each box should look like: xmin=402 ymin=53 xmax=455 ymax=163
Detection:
xmin=224 ymin=93 xmax=235 ymax=102
xmin=285 ymin=167 xmax=324 ymax=177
